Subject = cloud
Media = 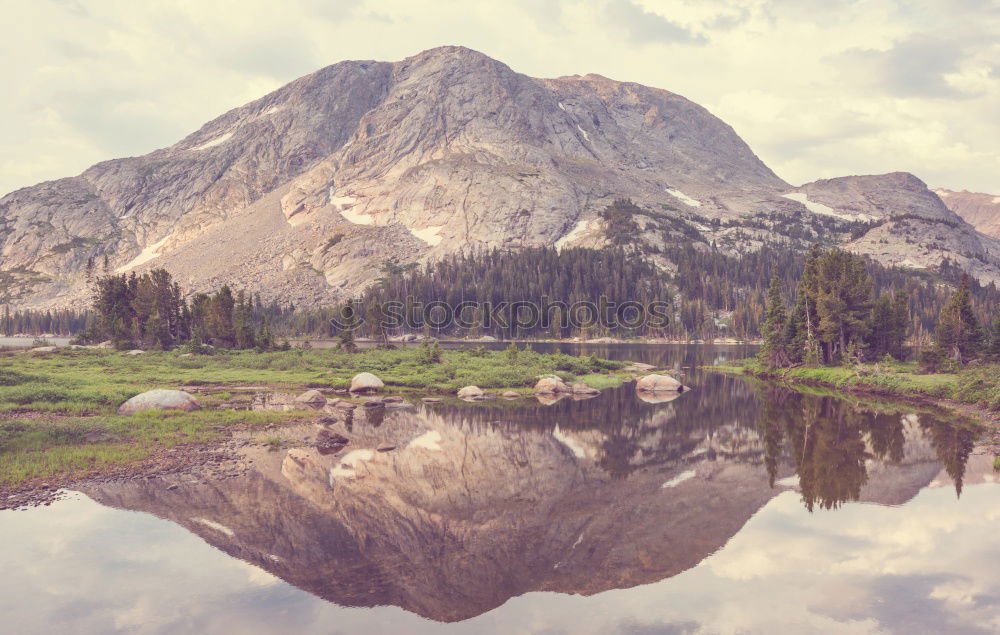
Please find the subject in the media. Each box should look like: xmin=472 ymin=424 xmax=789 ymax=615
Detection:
xmin=0 ymin=0 xmax=997 ymax=197
xmin=840 ymin=35 xmax=970 ymax=98
xmin=603 ymin=0 xmax=706 ymax=45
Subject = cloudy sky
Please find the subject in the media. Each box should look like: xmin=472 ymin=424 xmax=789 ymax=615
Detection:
xmin=2 ymin=0 xmax=998 ymax=196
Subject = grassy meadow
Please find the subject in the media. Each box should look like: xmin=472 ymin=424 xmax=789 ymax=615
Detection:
xmin=712 ymin=357 xmax=1000 ymax=413
xmin=0 ymin=345 xmax=624 ymax=487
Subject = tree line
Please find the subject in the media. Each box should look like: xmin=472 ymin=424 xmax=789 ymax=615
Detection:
xmin=344 ymin=245 xmax=675 ymax=339
xmin=758 ymin=245 xmax=998 ymax=369
xmin=1 ymin=306 xmax=89 ymax=337
xmin=77 ymin=269 xmax=282 ymax=350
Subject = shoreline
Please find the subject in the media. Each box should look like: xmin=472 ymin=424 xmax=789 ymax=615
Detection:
xmin=706 ymin=363 xmax=1000 ymax=432
xmin=0 ymin=346 xmax=675 ymax=504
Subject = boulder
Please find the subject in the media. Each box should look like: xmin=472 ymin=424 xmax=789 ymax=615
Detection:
xmin=534 ymin=376 xmax=571 ymax=394
xmin=95 ymin=341 xmax=114 ymax=349
xmin=127 ymin=349 xmax=145 ymax=356
xmin=30 ymin=346 xmax=58 ymax=353
xmin=502 ymin=391 xmax=521 ymax=399
xmin=178 ymin=353 xmax=195 ymax=358
xmin=350 ymin=372 xmax=384 ymax=393
xmin=334 ymin=400 xmax=358 ymax=410
xmin=400 ymin=334 xmax=417 ymax=342
xmin=571 ymin=383 xmax=600 ymax=395
xmin=383 ymin=396 xmax=404 ymax=403
xmin=457 ymin=385 xmax=484 ymax=399
xmin=118 ymin=389 xmax=201 ymax=415
xmin=294 ymin=389 xmax=327 ymax=405
xmin=478 ymin=335 xmax=497 ymax=342
xmin=635 ymin=374 xmax=683 ymax=392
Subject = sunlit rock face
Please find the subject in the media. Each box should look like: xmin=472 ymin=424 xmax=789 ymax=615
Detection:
xmin=5 ymin=47 xmax=999 ymax=308
xmin=935 ymin=188 xmax=1000 ymax=239
xmin=80 ymin=384 xmax=973 ymax=623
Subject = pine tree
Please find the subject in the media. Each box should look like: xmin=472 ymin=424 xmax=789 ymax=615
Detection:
xmin=759 ymin=274 xmax=791 ymax=368
xmin=868 ymin=289 xmax=908 ymax=359
xmin=985 ymin=315 xmax=1000 ymax=361
xmin=809 ymin=248 xmax=873 ymax=363
xmin=935 ymin=273 xmax=983 ymax=363
xmin=336 ymin=301 xmax=358 ymax=353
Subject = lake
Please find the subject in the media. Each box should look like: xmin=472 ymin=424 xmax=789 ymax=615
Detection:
xmin=0 ymin=336 xmax=72 ymax=349
xmin=1 ymin=344 xmax=996 ymax=633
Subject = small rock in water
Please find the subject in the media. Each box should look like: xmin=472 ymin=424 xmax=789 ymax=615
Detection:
xmin=635 ymin=374 xmax=683 ymax=393
xmin=534 ymin=376 xmax=571 ymax=394
xmin=457 ymin=386 xmax=484 ymax=399
xmin=421 ymin=397 xmax=443 ymax=404
xmin=502 ymin=391 xmax=521 ymax=399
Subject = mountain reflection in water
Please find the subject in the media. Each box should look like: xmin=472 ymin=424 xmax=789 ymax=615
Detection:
xmin=80 ymin=349 xmax=981 ymax=624
xmin=1 ymin=345 xmax=994 ymax=633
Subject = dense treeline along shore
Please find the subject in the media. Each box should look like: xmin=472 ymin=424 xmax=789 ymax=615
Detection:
xmin=709 ymin=244 xmax=1000 ymax=422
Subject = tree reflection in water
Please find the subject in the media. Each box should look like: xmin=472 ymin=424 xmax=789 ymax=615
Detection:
xmin=753 ymin=383 xmax=979 ymax=510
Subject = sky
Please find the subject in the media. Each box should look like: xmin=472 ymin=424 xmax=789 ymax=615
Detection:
xmin=2 ymin=0 xmax=998 ymax=196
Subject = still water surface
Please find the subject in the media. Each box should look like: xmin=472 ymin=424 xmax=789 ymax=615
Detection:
xmin=1 ymin=344 xmax=997 ymax=633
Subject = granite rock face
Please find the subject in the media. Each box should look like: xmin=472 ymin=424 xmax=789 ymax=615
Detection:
xmin=935 ymin=188 xmax=1000 ymax=239
xmin=3 ymin=46 xmax=999 ymax=308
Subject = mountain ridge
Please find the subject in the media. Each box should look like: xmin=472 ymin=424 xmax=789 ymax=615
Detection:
xmin=2 ymin=45 xmax=998 ymax=309
xmin=935 ymin=188 xmax=1000 ymax=239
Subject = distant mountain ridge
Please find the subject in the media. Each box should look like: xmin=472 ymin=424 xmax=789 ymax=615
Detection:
xmin=2 ymin=45 xmax=999 ymax=308
xmin=935 ymin=188 xmax=1000 ymax=239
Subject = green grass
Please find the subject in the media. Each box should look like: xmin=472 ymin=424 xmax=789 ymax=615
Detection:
xmin=0 ymin=346 xmax=623 ymax=399
xmin=707 ymin=357 xmax=1000 ymax=410
xmin=0 ymin=409 xmax=313 ymax=486
xmin=0 ymin=346 xmax=625 ymax=487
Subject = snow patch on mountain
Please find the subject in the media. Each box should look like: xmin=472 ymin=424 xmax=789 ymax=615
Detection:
xmin=190 ymin=132 xmax=234 ymax=151
xmin=555 ymin=219 xmax=591 ymax=249
xmin=666 ymin=188 xmax=701 ymax=208
xmin=116 ymin=234 xmax=171 ymax=273
xmin=411 ymin=225 xmax=444 ymax=246
xmin=783 ymin=192 xmax=876 ymax=221
xmin=662 ymin=470 xmax=696 ymax=489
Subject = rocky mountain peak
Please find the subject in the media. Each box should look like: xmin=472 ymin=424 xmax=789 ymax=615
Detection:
xmin=2 ymin=47 xmax=1000 ymax=309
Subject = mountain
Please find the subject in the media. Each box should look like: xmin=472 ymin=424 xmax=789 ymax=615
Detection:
xmin=2 ymin=45 xmax=999 ymax=309
xmin=935 ymin=188 xmax=1000 ymax=239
